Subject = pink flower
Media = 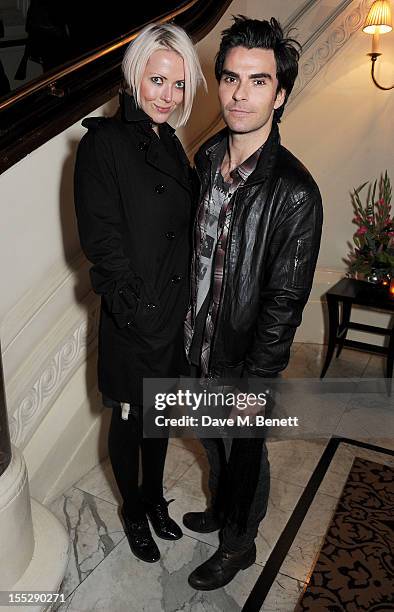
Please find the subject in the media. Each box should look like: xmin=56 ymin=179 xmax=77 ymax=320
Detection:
xmin=356 ymin=227 xmax=368 ymax=235
xmin=388 ymin=231 xmax=394 ymax=237
xmin=379 ymin=198 xmax=385 ymax=205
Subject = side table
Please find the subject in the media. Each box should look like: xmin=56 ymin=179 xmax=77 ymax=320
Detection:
xmin=320 ymin=278 xmax=394 ymax=379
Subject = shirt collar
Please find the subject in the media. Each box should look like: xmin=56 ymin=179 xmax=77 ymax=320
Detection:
xmin=207 ymin=134 xmax=264 ymax=183
xmin=232 ymin=144 xmax=264 ymax=182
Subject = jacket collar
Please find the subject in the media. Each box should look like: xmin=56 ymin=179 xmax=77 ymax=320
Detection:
xmin=120 ymin=91 xmax=176 ymax=136
xmin=196 ymin=122 xmax=280 ymax=187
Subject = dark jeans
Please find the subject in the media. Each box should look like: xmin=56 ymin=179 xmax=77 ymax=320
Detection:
xmin=201 ymin=436 xmax=270 ymax=552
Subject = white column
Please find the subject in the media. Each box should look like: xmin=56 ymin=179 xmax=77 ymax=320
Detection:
xmin=0 ymin=445 xmax=69 ymax=611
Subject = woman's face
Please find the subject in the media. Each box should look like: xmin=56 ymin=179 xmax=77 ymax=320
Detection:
xmin=139 ymin=49 xmax=185 ymax=124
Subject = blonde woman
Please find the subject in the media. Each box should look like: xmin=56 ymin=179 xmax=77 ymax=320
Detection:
xmin=74 ymin=23 xmax=205 ymax=563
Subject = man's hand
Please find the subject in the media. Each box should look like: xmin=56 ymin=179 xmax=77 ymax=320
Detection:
xmin=228 ymin=388 xmax=267 ymax=424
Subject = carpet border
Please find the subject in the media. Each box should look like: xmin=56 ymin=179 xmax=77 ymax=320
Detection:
xmin=242 ymin=436 xmax=394 ymax=612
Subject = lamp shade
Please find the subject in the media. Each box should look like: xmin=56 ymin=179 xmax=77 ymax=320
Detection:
xmin=363 ymin=0 xmax=392 ymax=34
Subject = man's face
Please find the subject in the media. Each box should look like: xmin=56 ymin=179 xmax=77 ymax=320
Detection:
xmin=218 ymin=46 xmax=285 ymax=136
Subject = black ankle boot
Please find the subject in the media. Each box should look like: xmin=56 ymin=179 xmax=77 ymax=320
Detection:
xmin=145 ymin=498 xmax=183 ymax=540
xmin=183 ymin=508 xmax=222 ymax=533
xmin=120 ymin=506 xmax=160 ymax=563
xmin=188 ymin=543 xmax=256 ymax=590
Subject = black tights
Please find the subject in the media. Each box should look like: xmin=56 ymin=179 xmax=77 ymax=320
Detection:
xmin=107 ymin=406 xmax=169 ymax=520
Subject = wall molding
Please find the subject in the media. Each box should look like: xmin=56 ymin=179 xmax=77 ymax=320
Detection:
xmin=291 ymin=0 xmax=370 ymax=100
xmin=285 ymin=0 xmax=354 ymax=53
xmin=285 ymin=0 xmax=321 ymax=31
xmin=1 ymin=252 xmax=89 ymax=352
xmin=8 ymin=292 xmax=100 ymax=449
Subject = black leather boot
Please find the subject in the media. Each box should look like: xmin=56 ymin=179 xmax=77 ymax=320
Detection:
xmin=145 ymin=498 xmax=183 ymax=540
xmin=183 ymin=508 xmax=222 ymax=533
xmin=188 ymin=543 xmax=256 ymax=590
xmin=120 ymin=506 xmax=160 ymax=563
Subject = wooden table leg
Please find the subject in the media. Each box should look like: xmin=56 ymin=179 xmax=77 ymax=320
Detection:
xmin=385 ymin=326 xmax=394 ymax=396
xmin=320 ymin=294 xmax=339 ymax=378
xmin=336 ymin=300 xmax=352 ymax=358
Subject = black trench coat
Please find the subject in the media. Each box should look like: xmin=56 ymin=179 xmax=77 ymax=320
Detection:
xmin=74 ymin=94 xmax=193 ymax=404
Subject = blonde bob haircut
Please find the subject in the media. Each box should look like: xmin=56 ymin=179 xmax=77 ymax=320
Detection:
xmin=122 ymin=22 xmax=206 ymax=128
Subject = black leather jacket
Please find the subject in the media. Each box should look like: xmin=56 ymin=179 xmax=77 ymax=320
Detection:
xmin=192 ymin=123 xmax=323 ymax=378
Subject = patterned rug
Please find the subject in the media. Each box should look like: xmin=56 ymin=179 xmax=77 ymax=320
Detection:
xmin=295 ymin=457 xmax=394 ymax=611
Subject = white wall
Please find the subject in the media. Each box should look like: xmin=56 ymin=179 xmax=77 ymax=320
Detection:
xmin=1 ymin=0 xmax=393 ymax=501
xmin=281 ymin=9 xmax=394 ymax=343
xmin=281 ymin=24 xmax=394 ymax=270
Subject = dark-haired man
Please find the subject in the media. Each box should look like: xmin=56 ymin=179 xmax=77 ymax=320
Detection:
xmin=183 ymin=16 xmax=323 ymax=590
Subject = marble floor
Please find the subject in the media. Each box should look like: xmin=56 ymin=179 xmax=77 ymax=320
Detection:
xmin=48 ymin=343 xmax=394 ymax=611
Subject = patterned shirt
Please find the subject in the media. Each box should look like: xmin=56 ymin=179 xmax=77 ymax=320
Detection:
xmin=196 ymin=141 xmax=233 ymax=315
xmin=185 ymin=136 xmax=264 ymax=376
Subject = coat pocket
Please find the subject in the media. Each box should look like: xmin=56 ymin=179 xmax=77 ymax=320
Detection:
xmin=118 ymin=283 xmax=141 ymax=316
xmin=124 ymin=283 xmax=162 ymax=334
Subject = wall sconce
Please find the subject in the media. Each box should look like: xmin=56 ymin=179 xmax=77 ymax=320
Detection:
xmin=363 ymin=0 xmax=393 ymax=89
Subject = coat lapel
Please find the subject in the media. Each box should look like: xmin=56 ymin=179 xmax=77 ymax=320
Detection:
xmin=121 ymin=91 xmax=192 ymax=193
xmin=145 ymin=134 xmax=191 ymax=193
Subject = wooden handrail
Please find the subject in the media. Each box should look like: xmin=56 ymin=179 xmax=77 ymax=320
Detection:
xmin=0 ymin=0 xmax=198 ymax=112
xmin=0 ymin=0 xmax=232 ymax=173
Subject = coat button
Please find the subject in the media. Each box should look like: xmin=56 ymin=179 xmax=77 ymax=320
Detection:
xmin=155 ymin=184 xmax=166 ymax=194
xmin=165 ymin=231 xmax=175 ymax=240
xmin=146 ymin=303 xmax=157 ymax=309
xmin=127 ymin=320 xmax=133 ymax=327
xmin=171 ymin=275 xmax=182 ymax=284
xmin=138 ymin=141 xmax=148 ymax=151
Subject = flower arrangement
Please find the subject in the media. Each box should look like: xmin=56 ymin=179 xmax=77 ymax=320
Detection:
xmin=348 ymin=171 xmax=393 ymax=281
